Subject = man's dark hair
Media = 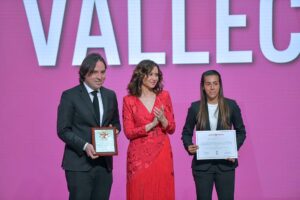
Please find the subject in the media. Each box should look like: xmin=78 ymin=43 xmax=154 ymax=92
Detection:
xmin=79 ymin=53 xmax=107 ymax=84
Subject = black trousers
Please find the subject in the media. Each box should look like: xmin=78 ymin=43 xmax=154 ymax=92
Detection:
xmin=65 ymin=164 xmax=112 ymax=200
xmin=193 ymin=165 xmax=235 ymax=200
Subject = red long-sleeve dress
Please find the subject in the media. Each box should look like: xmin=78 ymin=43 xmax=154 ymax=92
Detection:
xmin=122 ymin=90 xmax=176 ymax=200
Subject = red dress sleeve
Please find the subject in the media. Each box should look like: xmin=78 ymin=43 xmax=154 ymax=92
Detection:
xmin=159 ymin=91 xmax=176 ymax=134
xmin=122 ymin=96 xmax=148 ymax=140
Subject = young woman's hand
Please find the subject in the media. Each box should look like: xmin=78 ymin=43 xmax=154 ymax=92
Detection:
xmin=188 ymin=144 xmax=199 ymax=154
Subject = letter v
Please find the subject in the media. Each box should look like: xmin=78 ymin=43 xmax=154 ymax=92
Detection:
xmin=23 ymin=0 xmax=66 ymax=66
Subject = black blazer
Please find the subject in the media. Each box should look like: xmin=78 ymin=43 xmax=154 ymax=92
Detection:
xmin=57 ymin=84 xmax=121 ymax=171
xmin=181 ymin=98 xmax=246 ymax=171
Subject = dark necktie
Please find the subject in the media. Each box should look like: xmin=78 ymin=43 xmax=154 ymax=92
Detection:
xmin=91 ymin=91 xmax=100 ymax=124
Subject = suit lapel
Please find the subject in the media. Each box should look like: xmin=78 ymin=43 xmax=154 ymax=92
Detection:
xmin=100 ymin=87 xmax=108 ymax=126
xmin=79 ymin=84 xmax=99 ymax=125
xmin=216 ymin=114 xmax=221 ymax=130
xmin=204 ymin=104 xmax=211 ymax=130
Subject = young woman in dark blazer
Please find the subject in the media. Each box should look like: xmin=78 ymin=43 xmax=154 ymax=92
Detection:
xmin=181 ymin=70 xmax=246 ymax=200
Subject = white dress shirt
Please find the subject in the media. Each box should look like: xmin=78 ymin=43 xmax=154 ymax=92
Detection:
xmin=207 ymin=103 xmax=219 ymax=131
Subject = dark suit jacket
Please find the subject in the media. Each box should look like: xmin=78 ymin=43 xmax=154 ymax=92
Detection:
xmin=181 ymin=98 xmax=246 ymax=171
xmin=57 ymin=84 xmax=121 ymax=172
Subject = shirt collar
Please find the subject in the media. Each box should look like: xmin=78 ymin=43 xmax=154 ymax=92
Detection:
xmin=83 ymin=82 xmax=100 ymax=94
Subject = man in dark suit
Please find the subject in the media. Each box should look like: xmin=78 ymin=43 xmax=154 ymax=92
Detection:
xmin=57 ymin=53 xmax=121 ymax=200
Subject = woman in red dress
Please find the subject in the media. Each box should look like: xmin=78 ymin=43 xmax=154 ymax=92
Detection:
xmin=122 ymin=60 xmax=176 ymax=200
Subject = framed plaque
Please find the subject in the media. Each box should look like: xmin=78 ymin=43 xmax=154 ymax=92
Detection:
xmin=91 ymin=127 xmax=118 ymax=156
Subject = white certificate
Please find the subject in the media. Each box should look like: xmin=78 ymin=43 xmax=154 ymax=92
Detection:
xmin=196 ymin=130 xmax=237 ymax=160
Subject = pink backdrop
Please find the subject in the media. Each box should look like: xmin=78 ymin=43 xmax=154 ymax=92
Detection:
xmin=1 ymin=0 xmax=300 ymax=199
